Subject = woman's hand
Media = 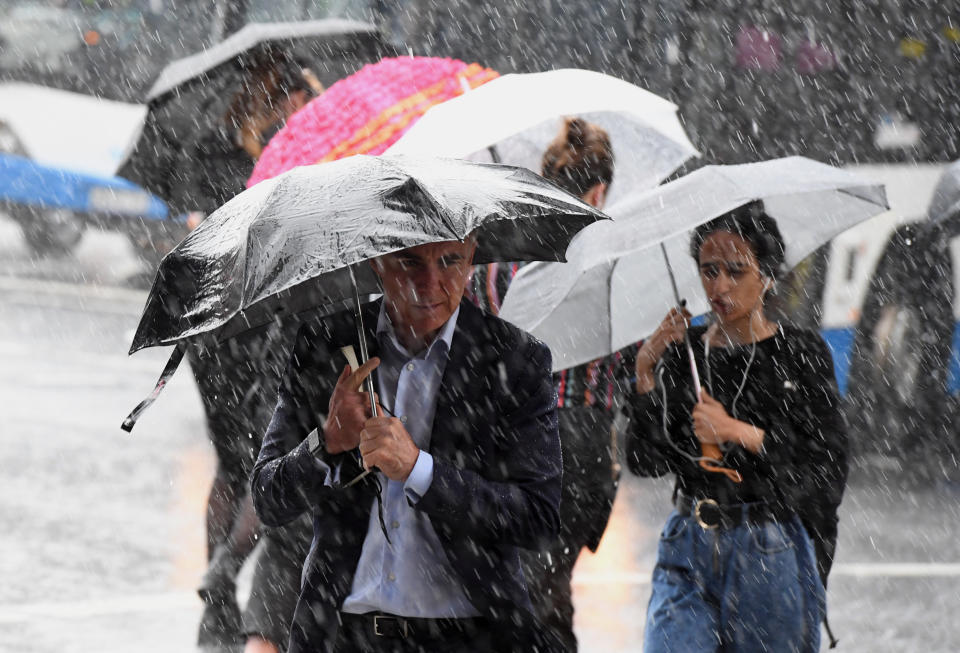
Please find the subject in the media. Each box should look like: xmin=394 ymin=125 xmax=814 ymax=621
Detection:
xmin=692 ymin=391 xmax=732 ymax=444
xmin=692 ymin=391 xmax=765 ymax=454
xmin=635 ymin=306 xmax=692 ymax=394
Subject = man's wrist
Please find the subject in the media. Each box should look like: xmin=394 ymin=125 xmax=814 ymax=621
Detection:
xmin=307 ymin=428 xmax=324 ymax=456
xmin=319 ymin=421 xmax=354 ymax=455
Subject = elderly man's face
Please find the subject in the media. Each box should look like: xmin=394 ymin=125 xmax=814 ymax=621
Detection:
xmin=372 ymin=239 xmax=477 ymax=347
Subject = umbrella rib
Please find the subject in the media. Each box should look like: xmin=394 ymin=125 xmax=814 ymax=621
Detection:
xmin=237 ymin=174 xmax=292 ymax=311
xmin=336 ymin=223 xmax=378 ymax=266
xmin=836 ymin=186 xmax=890 ymax=210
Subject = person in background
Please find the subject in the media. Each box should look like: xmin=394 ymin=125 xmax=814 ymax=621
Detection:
xmin=626 ymin=203 xmax=848 ymax=652
xmin=512 ymin=117 xmax=621 ymax=652
xmin=186 ymin=57 xmax=323 ymax=653
xmin=188 ymin=58 xmax=321 ymax=224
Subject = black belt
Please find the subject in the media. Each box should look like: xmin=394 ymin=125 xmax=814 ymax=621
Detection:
xmin=675 ymin=492 xmax=790 ymax=530
xmin=339 ymin=612 xmax=486 ymax=640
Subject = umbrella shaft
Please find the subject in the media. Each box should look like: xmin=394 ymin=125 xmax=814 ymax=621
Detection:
xmin=354 ymin=304 xmax=378 ymax=417
xmin=661 ymin=243 xmax=702 ymax=400
xmin=685 ymin=337 xmax=703 ymax=400
xmin=350 ymin=265 xmax=378 ymax=418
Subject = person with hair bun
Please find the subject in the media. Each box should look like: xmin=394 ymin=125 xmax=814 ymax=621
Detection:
xmin=540 ymin=116 xmax=613 ymax=207
xmin=467 ymin=117 xmax=613 ymax=317
xmin=626 ymin=202 xmax=849 ymax=652
xmin=512 ymin=117 xmax=621 ymax=652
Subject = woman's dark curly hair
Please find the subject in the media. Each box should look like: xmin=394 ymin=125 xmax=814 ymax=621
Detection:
xmin=689 ymin=200 xmax=786 ymax=280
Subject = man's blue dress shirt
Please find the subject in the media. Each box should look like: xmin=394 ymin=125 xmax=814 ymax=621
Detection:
xmin=341 ymin=304 xmax=479 ymax=618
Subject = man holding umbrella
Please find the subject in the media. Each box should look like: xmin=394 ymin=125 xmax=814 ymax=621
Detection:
xmin=123 ymin=155 xmax=605 ymax=652
xmin=251 ymin=234 xmax=563 ymax=652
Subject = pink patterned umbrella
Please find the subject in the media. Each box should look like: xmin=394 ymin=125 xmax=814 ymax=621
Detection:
xmin=247 ymin=56 xmax=498 ymax=186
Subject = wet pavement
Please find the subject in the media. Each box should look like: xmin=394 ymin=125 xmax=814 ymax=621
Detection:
xmin=1 ymin=213 xmax=959 ymax=652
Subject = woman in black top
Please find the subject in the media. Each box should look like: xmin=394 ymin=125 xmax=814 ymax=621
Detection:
xmin=628 ymin=202 xmax=848 ymax=652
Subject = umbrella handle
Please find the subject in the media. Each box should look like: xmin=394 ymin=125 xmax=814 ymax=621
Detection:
xmin=684 ymin=336 xmax=703 ymax=401
xmin=342 ymin=467 xmax=371 ymax=488
xmin=661 ymin=243 xmax=703 ymax=400
xmin=348 ymin=265 xmax=378 ymax=418
xmin=698 ymin=443 xmax=743 ymax=483
xmin=343 ymin=264 xmax=380 ymax=490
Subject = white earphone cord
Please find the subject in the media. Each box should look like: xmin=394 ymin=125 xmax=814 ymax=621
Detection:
xmin=663 ymin=281 xmax=771 ymax=467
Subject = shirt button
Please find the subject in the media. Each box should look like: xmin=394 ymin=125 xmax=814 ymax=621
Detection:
xmin=406 ymin=362 xmax=415 ymax=372
xmin=391 ymin=520 xmax=400 ymax=529
xmin=388 ymin=572 xmax=396 ymax=581
xmin=399 ymin=415 xmax=408 ymax=424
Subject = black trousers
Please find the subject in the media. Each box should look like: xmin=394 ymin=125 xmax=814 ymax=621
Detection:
xmin=521 ymin=542 xmax=580 ymax=652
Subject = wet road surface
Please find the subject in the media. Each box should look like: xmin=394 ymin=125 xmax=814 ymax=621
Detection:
xmin=1 ymin=214 xmax=958 ymax=652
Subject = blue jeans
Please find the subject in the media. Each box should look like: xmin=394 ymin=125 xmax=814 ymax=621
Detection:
xmin=644 ymin=509 xmax=824 ymax=653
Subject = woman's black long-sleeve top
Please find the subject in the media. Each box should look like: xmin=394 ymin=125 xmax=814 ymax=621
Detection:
xmin=626 ymin=324 xmax=849 ymax=584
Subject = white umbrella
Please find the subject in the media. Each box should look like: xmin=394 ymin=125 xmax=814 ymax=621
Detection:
xmin=499 ymin=156 xmax=889 ymax=371
xmin=386 ymin=68 xmax=699 ymax=202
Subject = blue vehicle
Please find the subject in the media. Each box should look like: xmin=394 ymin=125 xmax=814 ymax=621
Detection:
xmin=779 ymin=163 xmax=960 ymax=469
xmin=0 ymin=150 xmax=168 ymax=254
xmin=0 ymin=82 xmax=185 ymax=259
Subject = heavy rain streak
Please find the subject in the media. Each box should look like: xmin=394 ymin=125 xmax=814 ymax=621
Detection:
xmin=1 ymin=2 xmax=958 ymax=652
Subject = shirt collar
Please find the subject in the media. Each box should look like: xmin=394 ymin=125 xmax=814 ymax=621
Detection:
xmin=376 ymin=301 xmax=460 ymax=360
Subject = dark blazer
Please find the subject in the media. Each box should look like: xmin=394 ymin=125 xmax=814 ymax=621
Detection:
xmin=251 ymin=299 xmax=562 ymax=653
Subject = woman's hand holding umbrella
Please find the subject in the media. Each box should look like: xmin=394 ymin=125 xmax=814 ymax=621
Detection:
xmin=636 ymin=306 xmax=744 ymax=483
xmin=691 ymin=392 xmax=751 ymax=483
xmin=692 ymin=392 xmax=765 ymax=455
xmin=690 ymin=392 xmax=745 ymax=483
xmin=634 ymin=306 xmax=691 ymax=394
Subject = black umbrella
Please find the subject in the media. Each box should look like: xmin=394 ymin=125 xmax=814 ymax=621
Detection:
xmin=116 ymin=18 xmax=389 ymax=215
xmin=122 ymin=155 xmax=609 ymax=431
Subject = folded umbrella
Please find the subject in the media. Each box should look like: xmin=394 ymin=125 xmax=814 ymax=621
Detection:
xmin=123 ymin=154 xmax=609 ymax=431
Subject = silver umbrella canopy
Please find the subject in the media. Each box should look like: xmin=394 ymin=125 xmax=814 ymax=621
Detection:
xmin=122 ymin=154 xmax=609 ymax=430
xmin=130 ymin=154 xmax=608 ymax=351
xmin=499 ymin=156 xmax=889 ymax=371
